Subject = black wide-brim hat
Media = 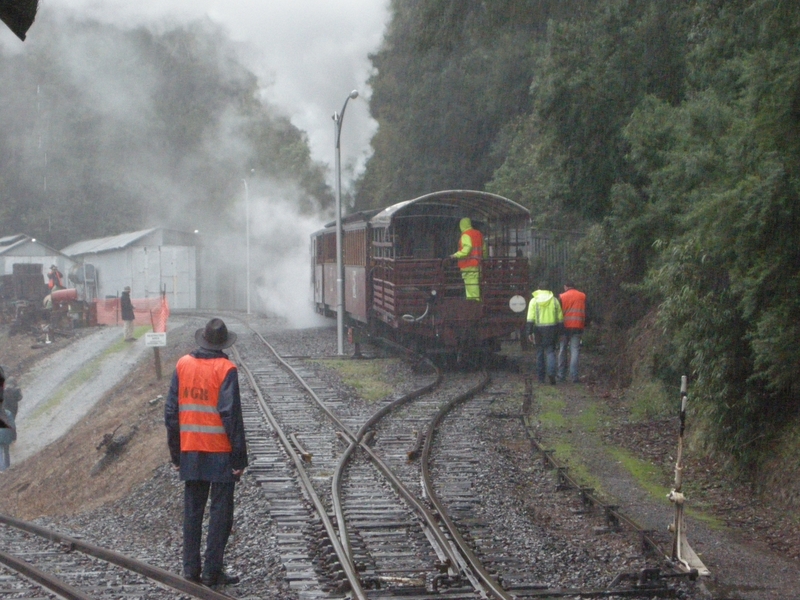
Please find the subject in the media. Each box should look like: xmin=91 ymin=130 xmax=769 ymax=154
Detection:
xmin=195 ymin=318 xmax=237 ymax=350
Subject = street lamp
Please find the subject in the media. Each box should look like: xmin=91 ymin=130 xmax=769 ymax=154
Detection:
xmin=332 ymin=89 xmax=358 ymax=355
xmin=242 ymin=169 xmax=254 ymax=315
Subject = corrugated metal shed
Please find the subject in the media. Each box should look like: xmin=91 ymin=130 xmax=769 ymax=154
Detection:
xmin=0 ymin=234 xmax=75 ymax=281
xmin=60 ymin=228 xmax=158 ymax=256
xmin=0 ymin=234 xmax=29 ymax=253
xmin=61 ymin=228 xmax=199 ymax=309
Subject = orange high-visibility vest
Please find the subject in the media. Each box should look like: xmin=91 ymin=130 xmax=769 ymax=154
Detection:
xmin=458 ymin=228 xmax=484 ymax=269
xmin=560 ymin=288 xmax=586 ymax=330
xmin=176 ymin=355 xmax=235 ymax=453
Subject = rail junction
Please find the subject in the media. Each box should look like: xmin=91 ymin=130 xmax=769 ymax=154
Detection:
xmin=0 ymin=317 xmax=705 ymax=599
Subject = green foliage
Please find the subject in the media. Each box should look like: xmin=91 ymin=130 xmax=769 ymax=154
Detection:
xmin=489 ymin=0 xmax=689 ymax=226
xmin=354 ymin=0 xmax=544 ymax=209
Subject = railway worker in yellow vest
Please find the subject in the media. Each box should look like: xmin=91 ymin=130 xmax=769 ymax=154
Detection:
xmin=525 ymin=282 xmax=564 ymax=384
xmin=450 ymin=217 xmax=486 ymax=301
xmin=165 ymin=318 xmax=248 ymax=588
xmin=558 ymin=281 xmax=587 ymax=383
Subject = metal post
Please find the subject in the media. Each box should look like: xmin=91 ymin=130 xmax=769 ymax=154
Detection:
xmin=668 ymin=376 xmax=710 ymax=576
xmin=333 ymin=90 xmax=358 ymax=356
xmin=242 ymin=178 xmax=251 ymax=315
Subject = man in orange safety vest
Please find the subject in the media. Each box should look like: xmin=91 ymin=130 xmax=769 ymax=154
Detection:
xmin=558 ymin=281 xmax=587 ymax=383
xmin=165 ymin=318 xmax=248 ymax=588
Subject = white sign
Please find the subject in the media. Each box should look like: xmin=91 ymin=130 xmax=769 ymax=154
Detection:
xmin=145 ymin=332 xmax=167 ymax=347
xmin=509 ymin=295 xmax=527 ymax=313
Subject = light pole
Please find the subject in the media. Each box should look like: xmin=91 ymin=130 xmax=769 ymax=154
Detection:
xmin=242 ymin=171 xmax=253 ymax=315
xmin=333 ymin=89 xmax=358 ymax=355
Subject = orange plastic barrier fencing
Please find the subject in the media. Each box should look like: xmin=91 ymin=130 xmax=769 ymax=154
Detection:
xmin=95 ymin=296 xmax=170 ymax=332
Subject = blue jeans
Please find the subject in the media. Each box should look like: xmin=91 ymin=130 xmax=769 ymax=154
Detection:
xmin=183 ymin=480 xmax=235 ymax=581
xmin=558 ymin=330 xmax=582 ymax=382
xmin=535 ymin=325 xmax=558 ymax=382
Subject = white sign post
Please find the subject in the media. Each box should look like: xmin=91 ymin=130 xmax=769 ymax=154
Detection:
xmin=145 ymin=332 xmax=167 ymax=380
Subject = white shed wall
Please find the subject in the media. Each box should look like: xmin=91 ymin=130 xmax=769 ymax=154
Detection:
xmin=82 ymin=246 xmax=197 ymax=309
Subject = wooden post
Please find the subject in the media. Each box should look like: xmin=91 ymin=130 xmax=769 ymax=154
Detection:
xmin=153 ymin=347 xmax=162 ymax=380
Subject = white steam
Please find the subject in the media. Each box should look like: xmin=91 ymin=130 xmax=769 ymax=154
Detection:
xmin=239 ymin=181 xmax=329 ymax=328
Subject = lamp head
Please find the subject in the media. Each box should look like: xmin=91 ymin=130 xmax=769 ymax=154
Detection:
xmin=349 ymin=90 xmax=359 ymax=100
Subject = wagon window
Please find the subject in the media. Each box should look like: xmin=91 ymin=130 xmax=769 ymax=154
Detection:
xmin=372 ymin=227 xmax=393 ymax=259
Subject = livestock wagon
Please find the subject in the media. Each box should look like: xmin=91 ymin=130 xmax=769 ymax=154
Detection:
xmin=312 ymin=190 xmax=530 ymax=360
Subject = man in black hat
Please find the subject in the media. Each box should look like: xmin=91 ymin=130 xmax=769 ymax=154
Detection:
xmin=164 ymin=318 xmax=248 ymax=588
xmin=120 ymin=286 xmax=136 ymax=341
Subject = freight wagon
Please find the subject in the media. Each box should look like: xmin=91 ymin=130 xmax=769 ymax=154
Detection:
xmin=312 ymin=190 xmax=530 ymax=361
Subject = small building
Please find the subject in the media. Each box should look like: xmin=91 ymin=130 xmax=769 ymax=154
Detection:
xmin=0 ymin=234 xmax=75 ymax=285
xmin=61 ymin=228 xmax=198 ymax=309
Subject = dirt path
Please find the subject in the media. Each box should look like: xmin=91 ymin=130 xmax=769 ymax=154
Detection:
xmin=527 ymin=376 xmax=800 ymax=600
xmin=11 ymin=321 xmax=183 ymax=464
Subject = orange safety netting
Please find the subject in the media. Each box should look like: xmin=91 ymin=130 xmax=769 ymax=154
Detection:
xmin=95 ymin=296 xmax=170 ymax=332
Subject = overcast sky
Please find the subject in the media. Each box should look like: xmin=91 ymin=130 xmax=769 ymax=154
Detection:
xmin=12 ymin=0 xmax=390 ymax=189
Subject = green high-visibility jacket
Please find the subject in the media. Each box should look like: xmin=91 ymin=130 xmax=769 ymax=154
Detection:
xmin=526 ymin=289 xmax=564 ymax=327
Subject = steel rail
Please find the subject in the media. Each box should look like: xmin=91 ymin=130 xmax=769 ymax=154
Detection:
xmin=334 ymin=354 xmax=445 ymax=564
xmin=0 ymin=513 xmax=234 ymax=600
xmin=527 ymin=430 xmax=669 ymax=561
xmin=418 ymin=369 xmax=516 ymax=600
xmin=0 ymin=548 xmax=92 ymax=600
xmin=231 ymin=345 xmax=368 ymax=600
xmin=249 ymin=331 xmax=463 ymax=571
xmin=417 ymin=377 xmax=680 ymax=599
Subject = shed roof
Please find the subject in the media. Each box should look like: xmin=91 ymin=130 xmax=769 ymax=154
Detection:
xmin=61 ymin=228 xmax=158 ymax=256
xmin=0 ymin=234 xmax=65 ymax=257
xmin=369 ymin=190 xmax=529 ymax=227
xmin=0 ymin=234 xmax=30 ymax=254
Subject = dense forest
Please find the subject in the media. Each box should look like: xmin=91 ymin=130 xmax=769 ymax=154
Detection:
xmin=0 ymin=12 xmax=332 ymax=250
xmin=356 ymin=0 xmax=800 ymax=473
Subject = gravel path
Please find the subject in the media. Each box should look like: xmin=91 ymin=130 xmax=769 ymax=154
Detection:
xmin=12 ymin=324 xmax=180 ymax=463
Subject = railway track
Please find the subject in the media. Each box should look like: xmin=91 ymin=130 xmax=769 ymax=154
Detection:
xmin=0 ymin=513 xmax=232 ymax=599
xmin=0 ymin=317 xmax=700 ymax=599
xmin=230 ymin=320 xmax=691 ymax=599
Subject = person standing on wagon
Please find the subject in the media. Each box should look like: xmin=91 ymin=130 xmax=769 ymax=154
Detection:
xmin=450 ymin=217 xmax=486 ymax=301
xmin=121 ymin=286 xmax=136 ymax=342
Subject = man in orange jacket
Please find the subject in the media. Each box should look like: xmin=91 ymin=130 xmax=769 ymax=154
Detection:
xmin=558 ymin=281 xmax=587 ymax=383
xmin=165 ymin=318 xmax=248 ymax=588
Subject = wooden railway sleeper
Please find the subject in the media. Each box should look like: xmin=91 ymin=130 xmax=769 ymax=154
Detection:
xmin=541 ymin=448 xmax=555 ymax=468
xmin=605 ymin=505 xmax=622 ymax=531
xmin=431 ymin=572 xmax=465 ymax=592
xmin=556 ymin=466 xmax=570 ymax=490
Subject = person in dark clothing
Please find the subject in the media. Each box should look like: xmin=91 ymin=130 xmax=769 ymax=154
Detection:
xmin=0 ymin=371 xmax=21 ymax=418
xmin=0 ymin=366 xmax=17 ymax=472
xmin=47 ymin=265 xmax=64 ymax=291
xmin=120 ymin=286 xmax=136 ymax=341
xmin=165 ymin=318 xmax=248 ymax=588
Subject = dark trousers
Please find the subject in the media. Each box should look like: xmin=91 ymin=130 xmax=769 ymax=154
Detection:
xmin=183 ymin=480 xmax=235 ymax=580
xmin=534 ymin=325 xmax=559 ymax=382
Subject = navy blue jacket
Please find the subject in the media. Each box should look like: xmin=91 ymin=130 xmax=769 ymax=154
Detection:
xmin=165 ymin=348 xmax=248 ymax=482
